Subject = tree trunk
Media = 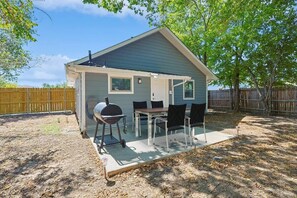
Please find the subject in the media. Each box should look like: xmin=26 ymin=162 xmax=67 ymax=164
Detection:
xmin=229 ymin=85 xmax=234 ymax=110
xmin=233 ymin=55 xmax=240 ymax=112
xmin=261 ymin=86 xmax=272 ymax=115
xmin=203 ymin=52 xmax=207 ymax=66
xmin=244 ymin=64 xmax=273 ymax=116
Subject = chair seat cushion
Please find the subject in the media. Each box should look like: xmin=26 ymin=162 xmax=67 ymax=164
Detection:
xmin=156 ymin=122 xmax=184 ymax=131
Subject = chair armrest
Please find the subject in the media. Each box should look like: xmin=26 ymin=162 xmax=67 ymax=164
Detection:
xmin=154 ymin=116 xmax=167 ymax=123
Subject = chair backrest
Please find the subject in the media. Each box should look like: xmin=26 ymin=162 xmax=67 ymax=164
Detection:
xmin=190 ymin=103 xmax=206 ymax=124
xmin=133 ymin=101 xmax=147 ymax=112
xmin=151 ymin=101 xmax=164 ymax=108
xmin=167 ymin=104 xmax=186 ymax=128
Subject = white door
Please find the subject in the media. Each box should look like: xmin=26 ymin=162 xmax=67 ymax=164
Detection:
xmin=151 ymin=78 xmax=168 ymax=107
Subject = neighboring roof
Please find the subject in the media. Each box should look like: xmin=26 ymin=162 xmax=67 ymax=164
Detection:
xmin=66 ymin=27 xmax=218 ymax=81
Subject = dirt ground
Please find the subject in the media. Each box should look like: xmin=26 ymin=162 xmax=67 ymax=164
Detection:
xmin=0 ymin=111 xmax=296 ymax=198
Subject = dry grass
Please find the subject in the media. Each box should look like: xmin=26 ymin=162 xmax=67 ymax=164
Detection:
xmin=0 ymin=111 xmax=296 ymax=197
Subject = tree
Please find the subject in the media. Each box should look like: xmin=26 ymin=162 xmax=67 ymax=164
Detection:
xmin=241 ymin=0 xmax=297 ymax=114
xmin=42 ymin=82 xmax=68 ymax=88
xmin=0 ymin=0 xmax=37 ymax=82
xmin=0 ymin=31 xmax=31 ymax=81
xmin=0 ymin=0 xmax=36 ymax=41
xmin=154 ymin=0 xmax=246 ymax=111
xmin=0 ymin=76 xmax=18 ymax=88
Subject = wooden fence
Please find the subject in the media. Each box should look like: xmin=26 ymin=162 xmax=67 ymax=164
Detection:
xmin=0 ymin=88 xmax=75 ymax=115
xmin=208 ymin=88 xmax=297 ymax=115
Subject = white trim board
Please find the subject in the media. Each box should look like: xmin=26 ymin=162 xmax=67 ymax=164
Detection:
xmin=66 ymin=64 xmax=191 ymax=88
xmin=81 ymin=72 xmax=86 ymax=132
xmin=70 ymin=65 xmax=191 ymax=80
xmin=108 ymin=74 xmax=134 ymax=94
xmin=183 ymin=80 xmax=195 ymax=100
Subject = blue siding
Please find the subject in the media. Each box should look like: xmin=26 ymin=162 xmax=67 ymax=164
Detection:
xmin=82 ymin=32 xmax=206 ymax=108
xmin=85 ymin=72 xmax=151 ymax=131
xmin=83 ymin=32 xmax=207 ymax=132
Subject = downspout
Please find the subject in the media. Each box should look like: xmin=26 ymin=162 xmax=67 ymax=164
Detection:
xmin=206 ymin=78 xmax=208 ymax=113
xmin=81 ymin=71 xmax=86 ymax=134
xmin=66 ymin=65 xmax=85 ymax=131
xmin=68 ymin=68 xmax=87 ymax=135
xmin=67 ymin=66 xmax=87 ymax=133
xmin=206 ymin=78 xmax=215 ymax=113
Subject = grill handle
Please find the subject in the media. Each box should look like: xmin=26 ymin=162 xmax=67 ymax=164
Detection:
xmin=105 ymin=97 xmax=109 ymax=105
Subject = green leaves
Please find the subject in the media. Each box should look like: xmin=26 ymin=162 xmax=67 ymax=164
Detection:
xmin=0 ymin=31 xmax=31 ymax=81
xmin=42 ymin=82 xmax=68 ymax=88
xmin=0 ymin=0 xmax=37 ymax=41
xmin=0 ymin=0 xmax=36 ymax=81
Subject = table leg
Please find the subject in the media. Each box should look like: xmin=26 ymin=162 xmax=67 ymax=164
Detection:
xmin=135 ymin=112 xmax=139 ymax=137
xmin=147 ymin=114 xmax=152 ymax=145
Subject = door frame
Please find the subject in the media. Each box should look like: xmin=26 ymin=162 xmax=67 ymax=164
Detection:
xmin=150 ymin=78 xmax=169 ymax=107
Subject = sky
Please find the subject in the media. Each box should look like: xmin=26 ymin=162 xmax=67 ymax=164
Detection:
xmin=18 ymin=0 xmax=151 ymax=87
xmin=17 ymin=0 xmax=219 ymax=90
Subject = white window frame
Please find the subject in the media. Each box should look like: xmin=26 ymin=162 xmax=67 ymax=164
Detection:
xmin=183 ymin=80 xmax=195 ymax=100
xmin=108 ymin=74 xmax=134 ymax=94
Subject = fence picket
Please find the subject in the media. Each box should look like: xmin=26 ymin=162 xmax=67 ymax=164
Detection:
xmin=208 ymin=88 xmax=297 ymax=115
xmin=0 ymin=88 xmax=75 ymax=115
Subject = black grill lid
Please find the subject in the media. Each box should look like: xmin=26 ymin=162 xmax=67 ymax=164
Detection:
xmin=93 ymin=97 xmax=124 ymax=124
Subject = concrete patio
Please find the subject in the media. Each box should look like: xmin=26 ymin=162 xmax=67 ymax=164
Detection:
xmin=88 ymin=124 xmax=235 ymax=177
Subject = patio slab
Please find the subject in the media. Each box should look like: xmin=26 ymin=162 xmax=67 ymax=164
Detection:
xmin=88 ymin=125 xmax=235 ymax=177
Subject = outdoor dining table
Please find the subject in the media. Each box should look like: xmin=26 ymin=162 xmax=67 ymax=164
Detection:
xmin=135 ymin=107 xmax=168 ymax=145
xmin=135 ymin=107 xmax=190 ymax=145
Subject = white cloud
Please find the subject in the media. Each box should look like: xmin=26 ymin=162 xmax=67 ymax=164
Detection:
xmin=18 ymin=54 xmax=73 ymax=87
xmin=34 ymin=0 xmax=139 ymax=18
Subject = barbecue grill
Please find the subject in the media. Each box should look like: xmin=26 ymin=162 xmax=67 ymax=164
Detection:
xmin=93 ymin=97 xmax=127 ymax=153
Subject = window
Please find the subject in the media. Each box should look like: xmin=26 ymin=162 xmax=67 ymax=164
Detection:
xmin=108 ymin=76 xmax=134 ymax=94
xmin=183 ymin=80 xmax=195 ymax=100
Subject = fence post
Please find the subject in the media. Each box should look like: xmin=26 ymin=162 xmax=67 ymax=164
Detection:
xmin=26 ymin=88 xmax=30 ymax=113
xmin=48 ymin=88 xmax=51 ymax=112
xmin=64 ymin=87 xmax=66 ymax=112
xmin=229 ymin=89 xmax=232 ymax=110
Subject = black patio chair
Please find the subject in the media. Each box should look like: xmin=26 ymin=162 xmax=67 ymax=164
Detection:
xmin=151 ymin=100 xmax=165 ymax=133
xmin=153 ymin=104 xmax=187 ymax=151
xmin=186 ymin=103 xmax=207 ymax=145
xmin=133 ymin=101 xmax=148 ymax=136
xmin=151 ymin=100 xmax=164 ymax=108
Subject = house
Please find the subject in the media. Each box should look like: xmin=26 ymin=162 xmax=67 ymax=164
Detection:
xmin=65 ymin=27 xmax=217 ymax=133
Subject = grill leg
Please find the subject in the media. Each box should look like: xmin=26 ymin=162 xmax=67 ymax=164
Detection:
xmin=94 ymin=122 xmax=99 ymax=143
xmin=116 ymin=122 xmax=122 ymax=141
xmin=100 ymin=123 xmax=106 ymax=150
xmin=109 ymin=124 xmax=112 ymax=138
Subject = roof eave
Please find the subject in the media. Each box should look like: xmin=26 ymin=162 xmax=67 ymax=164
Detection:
xmin=67 ymin=64 xmax=191 ymax=81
